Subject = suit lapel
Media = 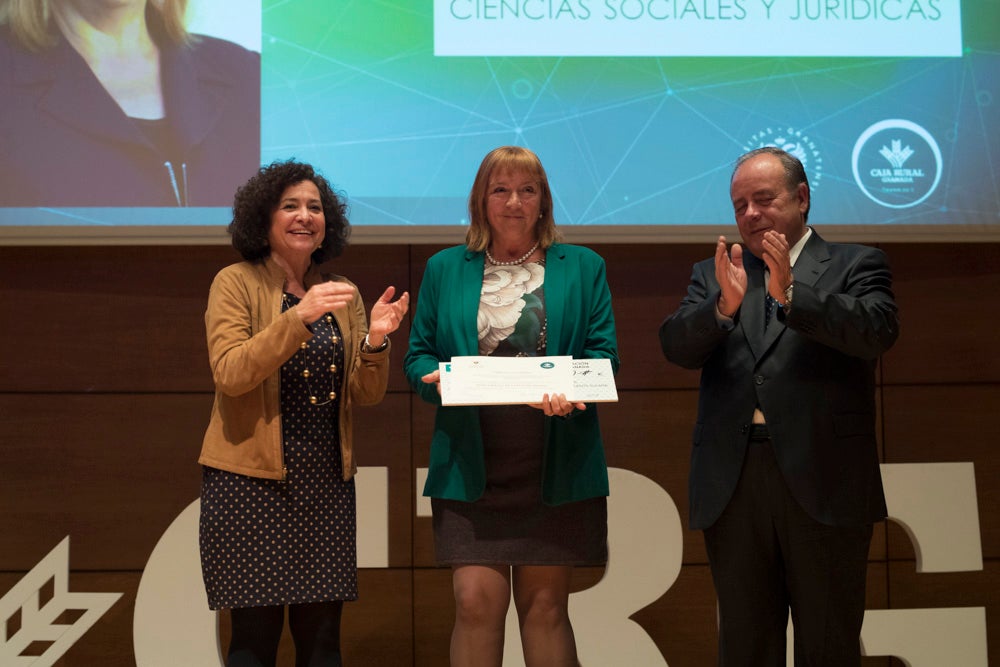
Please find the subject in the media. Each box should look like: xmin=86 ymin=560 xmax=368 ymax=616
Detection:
xmin=790 ymin=231 xmax=831 ymax=290
xmin=753 ymin=230 xmax=832 ymax=359
xmin=760 ymin=294 xmax=784 ymax=352
xmin=160 ymin=41 xmax=228 ymax=151
xmin=23 ymin=37 xmax=146 ymax=146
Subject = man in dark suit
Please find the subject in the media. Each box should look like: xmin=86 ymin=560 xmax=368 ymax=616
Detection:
xmin=659 ymin=147 xmax=899 ymax=666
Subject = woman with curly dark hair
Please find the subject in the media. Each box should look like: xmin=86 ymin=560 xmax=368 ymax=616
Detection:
xmin=197 ymin=160 xmax=409 ymax=666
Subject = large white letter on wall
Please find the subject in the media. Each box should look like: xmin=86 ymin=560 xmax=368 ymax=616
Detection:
xmin=0 ymin=538 xmax=120 ymax=666
xmin=858 ymin=462 xmax=986 ymax=666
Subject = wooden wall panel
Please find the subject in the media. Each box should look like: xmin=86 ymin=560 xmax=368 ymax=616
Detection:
xmin=0 ymin=246 xmax=231 ymax=392
xmin=634 ymin=563 xmax=719 ymax=666
xmin=0 ymin=244 xmax=411 ymax=393
xmin=0 ymin=394 xmax=207 ymax=570
xmin=343 ymin=569 xmax=416 ymax=664
xmin=0 ymin=393 xmax=411 ymax=570
xmin=410 ymin=394 xmax=437 ymax=568
xmin=599 ymin=244 xmax=707 ymax=391
xmin=354 ymin=393 xmax=414 ymax=568
xmin=1 ymin=241 xmax=997 ymax=664
xmin=860 ymin=563 xmax=893 ymax=667
xmin=412 ymin=568 xmax=454 ymax=666
xmin=881 ymin=384 xmax=1000 ymax=559
xmin=601 ymin=389 xmax=705 ymax=564
xmin=879 ymin=243 xmax=1000 ymax=385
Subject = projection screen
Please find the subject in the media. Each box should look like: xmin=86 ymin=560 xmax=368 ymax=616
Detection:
xmin=1 ymin=0 xmax=997 ymax=244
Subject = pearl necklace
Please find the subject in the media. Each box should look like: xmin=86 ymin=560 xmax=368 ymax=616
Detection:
xmin=485 ymin=240 xmax=540 ymax=266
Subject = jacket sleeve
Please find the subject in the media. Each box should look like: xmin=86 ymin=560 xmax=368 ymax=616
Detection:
xmin=779 ymin=245 xmax=899 ymax=360
xmin=345 ymin=284 xmax=390 ymax=406
xmin=205 ymin=267 xmax=311 ymax=396
xmin=659 ymin=259 xmax=737 ymax=370
xmin=403 ymin=254 xmax=445 ymax=406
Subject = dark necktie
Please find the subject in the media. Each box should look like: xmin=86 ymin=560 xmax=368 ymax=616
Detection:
xmin=765 ymin=293 xmax=777 ymax=328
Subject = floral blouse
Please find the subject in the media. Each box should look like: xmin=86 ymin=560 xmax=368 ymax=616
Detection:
xmin=478 ymin=260 xmax=546 ymax=357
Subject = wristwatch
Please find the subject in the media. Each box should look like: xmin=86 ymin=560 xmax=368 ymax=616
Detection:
xmin=361 ymin=334 xmax=389 ymax=353
xmin=782 ymin=283 xmax=794 ymax=309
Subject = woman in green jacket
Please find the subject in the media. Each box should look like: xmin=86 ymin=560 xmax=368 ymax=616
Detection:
xmin=404 ymin=146 xmax=619 ymax=667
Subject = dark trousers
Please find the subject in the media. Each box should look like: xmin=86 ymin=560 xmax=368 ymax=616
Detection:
xmin=228 ymin=601 xmax=344 ymax=667
xmin=703 ymin=435 xmax=873 ymax=667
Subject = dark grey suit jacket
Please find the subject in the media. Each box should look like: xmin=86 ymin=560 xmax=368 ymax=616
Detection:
xmin=660 ymin=230 xmax=899 ymax=530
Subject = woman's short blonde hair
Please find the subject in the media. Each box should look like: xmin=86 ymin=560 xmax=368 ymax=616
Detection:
xmin=0 ymin=0 xmax=189 ymax=51
xmin=465 ymin=145 xmax=561 ymax=252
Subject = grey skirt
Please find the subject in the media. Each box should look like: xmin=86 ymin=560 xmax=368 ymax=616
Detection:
xmin=432 ymin=404 xmax=608 ymax=566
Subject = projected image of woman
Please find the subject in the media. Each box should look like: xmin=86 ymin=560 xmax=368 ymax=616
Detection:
xmin=0 ymin=0 xmax=259 ymax=207
xmin=404 ymin=145 xmax=620 ymax=666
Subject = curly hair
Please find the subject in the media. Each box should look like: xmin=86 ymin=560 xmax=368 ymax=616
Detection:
xmin=228 ymin=160 xmax=350 ymax=264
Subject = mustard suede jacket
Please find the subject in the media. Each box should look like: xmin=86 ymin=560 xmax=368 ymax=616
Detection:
xmin=404 ymin=243 xmax=620 ymax=505
xmin=198 ymin=256 xmax=390 ymax=481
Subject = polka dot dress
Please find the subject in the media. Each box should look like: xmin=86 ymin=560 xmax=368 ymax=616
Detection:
xmin=199 ymin=294 xmax=358 ymax=610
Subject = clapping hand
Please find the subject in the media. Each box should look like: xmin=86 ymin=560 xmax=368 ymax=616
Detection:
xmin=367 ymin=286 xmax=410 ymax=347
xmin=714 ymin=235 xmax=747 ymax=318
xmin=761 ymin=230 xmax=794 ymax=304
xmin=296 ymin=281 xmax=357 ymax=324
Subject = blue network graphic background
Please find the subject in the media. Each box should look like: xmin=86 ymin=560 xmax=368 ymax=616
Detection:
xmin=260 ymin=1 xmax=1000 ymax=229
xmin=2 ymin=1 xmax=996 ymax=232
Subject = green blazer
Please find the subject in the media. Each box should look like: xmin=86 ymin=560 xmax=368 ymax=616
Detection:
xmin=404 ymin=243 xmax=620 ymax=506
